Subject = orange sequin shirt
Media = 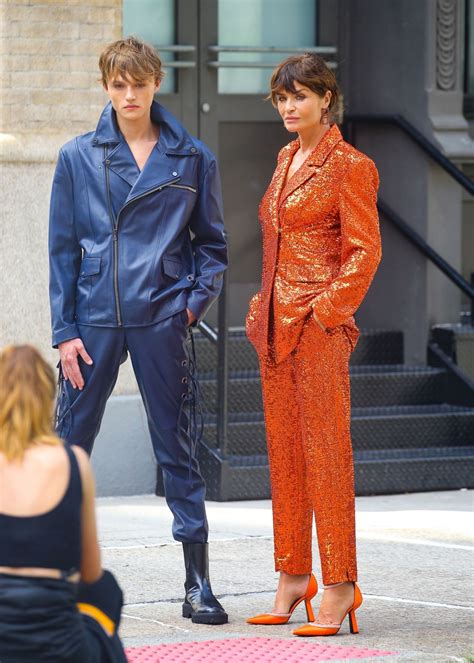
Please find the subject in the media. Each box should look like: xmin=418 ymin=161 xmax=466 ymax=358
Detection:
xmin=246 ymin=124 xmax=381 ymax=363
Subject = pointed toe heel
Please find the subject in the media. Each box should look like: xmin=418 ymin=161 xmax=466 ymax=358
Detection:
xmin=293 ymin=581 xmax=362 ymax=637
xmin=305 ymin=597 xmax=315 ymax=622
xmin=348 ymin=608 xmax=359 ymax=634
xmin=247 ymin=573 xmax=317 ymax=626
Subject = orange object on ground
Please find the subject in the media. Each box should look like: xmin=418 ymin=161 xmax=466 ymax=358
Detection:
xmin=246 ymin=124 xmax=381 ymax=586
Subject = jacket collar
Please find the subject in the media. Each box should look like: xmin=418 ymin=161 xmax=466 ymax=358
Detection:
xmin=92 ymin=100 xmax=195 ymax=153
xmin=306 ymin=123 xmax=343 ymax=166
xmin=93 ymin=101 xmax=198 ymax=205
xmin=278 ymin=123 xmax=343 ymax=207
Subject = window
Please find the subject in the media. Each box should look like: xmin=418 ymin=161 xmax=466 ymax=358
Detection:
xmin=218 ymin=0 xmax=316 ymax=94
xmin=123 ymin=0 xmax=175 ymax=94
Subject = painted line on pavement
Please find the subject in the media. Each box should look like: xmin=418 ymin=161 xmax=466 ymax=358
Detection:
xmin=124 ymin=593 xmax=474 ymax=612
xmin=102 ymin=534 xmax=473 ymax=552
xmin=358 ymin=535 xmax=473 ymax=551
xmin=365 ymin=594 xmax=474 ymax=611
xmin=101 ymin=535 xmax=270 ymax=550
xmin=122 ymin=612 xmax=190 ymax=632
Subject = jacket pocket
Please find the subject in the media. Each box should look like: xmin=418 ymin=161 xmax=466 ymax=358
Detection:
xmin=341 ymin=319 xmax=360 ymax=352
xmin=79 ymin=256 xmax=101 ymax=278
xmin=163 ymin=257 xmax=183 ymax=280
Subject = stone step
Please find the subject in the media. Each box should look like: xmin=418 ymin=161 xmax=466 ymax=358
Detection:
xmin=177 ymin=443 xmax=474 ymax=500
xmin=199 ymin=365 xmax=448 ymax=413
xmin=193 ymin=329 xmax=404 ymax=375
xmin=201 ymin=404 xmax=474 ymax=456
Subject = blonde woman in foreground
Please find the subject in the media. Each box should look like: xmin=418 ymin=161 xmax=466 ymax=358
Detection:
xmin=0 ymin=345 xmax=126 ymax=662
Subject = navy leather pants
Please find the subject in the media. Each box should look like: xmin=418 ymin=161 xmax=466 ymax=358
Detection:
xmin=56 ymin=310 xmax=208 ymax=543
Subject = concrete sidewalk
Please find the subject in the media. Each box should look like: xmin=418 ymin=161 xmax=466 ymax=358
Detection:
xmin=97 ymin=490 xmax=474 ymax=662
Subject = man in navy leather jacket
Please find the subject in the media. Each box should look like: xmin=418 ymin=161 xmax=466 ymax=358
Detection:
xmin=49 ymin=37 xmax=228 ymax=624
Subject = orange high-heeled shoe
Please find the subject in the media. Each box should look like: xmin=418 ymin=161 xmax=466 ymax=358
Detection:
xmin=293 ymin=581 xmax=362 ymax=636
xmin=247 ymin=573 xmax=317 ymax=625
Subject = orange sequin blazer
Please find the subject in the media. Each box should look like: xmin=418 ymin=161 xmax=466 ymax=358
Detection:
xmin=246 ymin=124 xmax=382 ymax=364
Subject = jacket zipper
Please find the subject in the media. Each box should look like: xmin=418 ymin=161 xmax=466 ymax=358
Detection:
xmin=103 ymin=162 xmax=192 ymax=325
xmin=104 ymin=146 xmax=123 ymax=326
xmin=118 ymin=177 xmax=181 ymax=212
xmin=168 ymin=184 xmax=197 ymax=193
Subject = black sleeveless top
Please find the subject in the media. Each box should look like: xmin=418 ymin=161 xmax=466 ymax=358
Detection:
xmin=0 ymin=444 xmax=82 ymax=573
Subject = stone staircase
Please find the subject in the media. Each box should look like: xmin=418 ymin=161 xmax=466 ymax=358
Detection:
xmin=156 ymin=329 xmax=474 ymax=501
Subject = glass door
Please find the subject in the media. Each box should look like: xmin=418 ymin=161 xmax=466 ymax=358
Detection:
xmin=123 ymin=0 xmax=199 ymax=133
xmin=123 ymin=0 xmax=334 ymax=325
xmin=200 ymin=0 xmax=332 ymax=324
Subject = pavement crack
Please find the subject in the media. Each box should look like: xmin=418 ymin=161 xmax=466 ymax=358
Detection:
xmin=124 ymin=590 xmax=272 ymax=608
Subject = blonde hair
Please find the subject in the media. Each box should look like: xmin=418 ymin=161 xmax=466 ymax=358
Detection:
xmin=99 ymin=36 xmax=164 ymax=86
xmin=0 ymin=345 xmax=60 ymax=461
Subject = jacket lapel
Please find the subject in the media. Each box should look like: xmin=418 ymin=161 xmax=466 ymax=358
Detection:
xmin=94 ymin=100 xmax=197 ymax=207
xmin=267 ymin=142 xmax=297 ymax=230
xmin=278 ymin=124 xmax=344 ymax=209
xmin=104 ymin=141 xmax=140 ymax=188
xmin=124 ymin=143 xmax=180 ymax=203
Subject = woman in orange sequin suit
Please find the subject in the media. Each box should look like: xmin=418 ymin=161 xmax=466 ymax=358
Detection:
xmin=246 ymin=54 xmax=381 ymax=637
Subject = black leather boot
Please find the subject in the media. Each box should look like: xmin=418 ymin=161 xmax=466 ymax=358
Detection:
xmin=182 ymin=542 xmax=228 ymax=624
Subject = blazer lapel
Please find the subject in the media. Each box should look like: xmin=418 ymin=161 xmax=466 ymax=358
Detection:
xmin=268 ymin=142 xmax=297 ymax=229
xmin=279 ymin=160 xmax=316 ymax=209
xmin=278 ymin=124 xmax=344 ymax=209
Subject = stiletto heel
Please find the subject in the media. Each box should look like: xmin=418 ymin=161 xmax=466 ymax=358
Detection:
xmin=293 ymin=581 xmax=363 ymax=637
xmin=305 ymin=598 xmax=315 ymax=622
xmin=348 ymin=609 xmax=358 ymax=634
xmin=247 ymin=573 xmax=318 ymax=625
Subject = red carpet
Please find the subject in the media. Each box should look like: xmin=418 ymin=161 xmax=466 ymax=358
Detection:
xmin=126 ymin=637 xmax=397 ymax=661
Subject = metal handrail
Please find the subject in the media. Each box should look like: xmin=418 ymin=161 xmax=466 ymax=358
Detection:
xmin=378 ymin=199 xmax=474 ymax=324
xmin=216 ymin=270 xmax=229 ymax=455
xmin=196 ymin=237 xmax=229 ymax=454
xmin=346 ymin=114 xmax=474 ymax=322
xmin=198 ymin=320 xmax=218 ymax=343
xmin=344 ymin=114 xmax=474 ymax=195
xmin=378 ymin=200 xmax=474 ymax=299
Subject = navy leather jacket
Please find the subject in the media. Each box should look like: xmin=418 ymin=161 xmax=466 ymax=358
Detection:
xmin=49 ymin=101 xmax=227 ymax=347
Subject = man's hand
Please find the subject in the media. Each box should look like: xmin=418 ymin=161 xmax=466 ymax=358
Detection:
xmin=186 ymin=307 xmax=197 ymax=327
xmin=58 ymin=338 xmax=93 ymax=390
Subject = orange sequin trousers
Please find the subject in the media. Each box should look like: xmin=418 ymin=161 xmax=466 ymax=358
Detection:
xmin=260 ymin=316 xmax=357 ymax=585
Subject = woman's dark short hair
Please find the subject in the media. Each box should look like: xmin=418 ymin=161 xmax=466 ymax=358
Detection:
xmin=269 ymin=53 xmax=341 ymax=121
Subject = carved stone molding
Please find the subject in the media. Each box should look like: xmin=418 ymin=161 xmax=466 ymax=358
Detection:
xmin=436 ymin=0 xmax=458 ymax=91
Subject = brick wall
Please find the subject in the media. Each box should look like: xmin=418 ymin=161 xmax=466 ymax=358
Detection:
xmin=0 ymin=0 xmax=122 ymax=158
xmin=0 ymin=0 xmax=139 ymax=396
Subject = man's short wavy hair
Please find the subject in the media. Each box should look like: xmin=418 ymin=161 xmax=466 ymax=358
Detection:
xmin=99 ymin=36 xmax=164 ymax=86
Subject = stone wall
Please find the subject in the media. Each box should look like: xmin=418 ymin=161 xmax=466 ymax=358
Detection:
xmin=1 ymin=0 xmax=120 ymax=156
xmin=0 ymin=0 xmax=137 ymax=394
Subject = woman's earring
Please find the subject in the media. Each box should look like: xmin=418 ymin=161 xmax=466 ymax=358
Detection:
xmin=321 ymin=108 xmax=329 ymax=125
